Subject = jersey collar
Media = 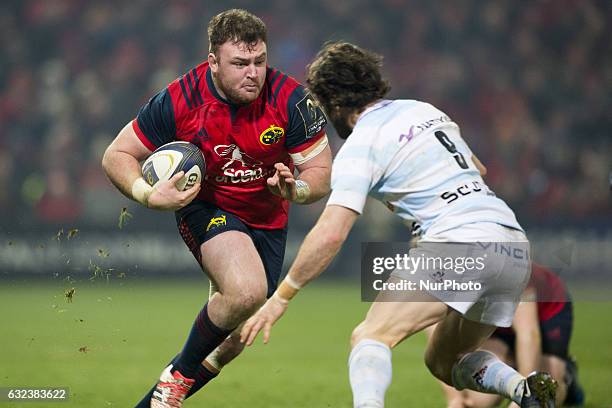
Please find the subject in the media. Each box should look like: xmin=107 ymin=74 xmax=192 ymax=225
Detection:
xmin=206 ymin=66 xmax=251 ymax=121
xmin=357 ymin=99 xmax=393 ymax=123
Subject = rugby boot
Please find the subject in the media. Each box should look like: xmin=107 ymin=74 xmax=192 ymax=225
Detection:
xmin=520 ymin=372 xmax=557 ymax=408
xmin=150 ymin=365 xmax=195 ymax=408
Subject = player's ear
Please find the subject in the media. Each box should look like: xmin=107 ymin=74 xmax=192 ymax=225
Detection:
xmin=347 ymin=110 xmax=361 ymax=129
xmin=208 ymin=52 xmax=219 ymax=71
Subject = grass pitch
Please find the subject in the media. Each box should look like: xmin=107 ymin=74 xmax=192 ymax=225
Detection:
xmin=1 ymin=280 xmax=610 ymax=407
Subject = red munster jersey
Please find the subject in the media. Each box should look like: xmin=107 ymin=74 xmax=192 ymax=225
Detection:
xmin=132 ymin=62 xmax=328 ymax=229
xmin=528 ymin=263 xmax=569 ymax=322
xmin=497 ymin=263 xmax=569 ymax=336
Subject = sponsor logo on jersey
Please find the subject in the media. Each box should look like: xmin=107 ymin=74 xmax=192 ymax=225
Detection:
xmin=209 ymin=167 xmax=275 ymax=184
xmin=211 ymin=144 xmax=270 ymax=184
xmin=214 ymin=144 xmax=263 ymax=169
xmin=401 ymin=115 xmax=453 ymax=143
xmin=476 ymin=242 xmax=530 ymax=260
xmin=206 ymin=214 xmax=227 ymax=231
xmin=259 ymin=125 xmax=284 ymax=145
xmin=414 ymin=115 xmax=452 ymax=134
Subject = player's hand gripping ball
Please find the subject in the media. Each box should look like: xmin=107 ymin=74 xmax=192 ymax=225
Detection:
xmin=141 ymin=142 xmax=205 ymax=190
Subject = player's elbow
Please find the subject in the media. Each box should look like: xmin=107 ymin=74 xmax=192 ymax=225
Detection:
xmin=101 ymin=147 xmax=111 ymax=175
xmin=314 ymin=206 xmax=356 ymax=247
xmin=319 ymin=229 xmax=346 ymax=250
xmin=327 ymin=233 xmax=345 ymax=248
xmin=101 ymin=145 xmax=115 ymax=176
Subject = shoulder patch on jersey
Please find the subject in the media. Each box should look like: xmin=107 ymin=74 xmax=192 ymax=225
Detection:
xmin=295 ymin=93 xmax=327 ymax=139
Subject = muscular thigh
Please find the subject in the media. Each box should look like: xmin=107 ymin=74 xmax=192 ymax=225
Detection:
xmin=175 ymin=201 xmax=267 ymax=295
xmin=200 ymin=231 xmax=267 ymax=296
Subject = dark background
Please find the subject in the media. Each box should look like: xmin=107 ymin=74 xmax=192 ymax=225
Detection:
xmin=1 ymin=0 xmax=610 ymax=281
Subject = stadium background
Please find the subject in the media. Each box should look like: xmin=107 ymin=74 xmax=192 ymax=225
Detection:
xmin=1 ymin=0 xmax=610 ymax=406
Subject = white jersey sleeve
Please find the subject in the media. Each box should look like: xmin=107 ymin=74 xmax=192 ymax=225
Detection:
xmin=327 ymin=118 xmax=390 ymax=213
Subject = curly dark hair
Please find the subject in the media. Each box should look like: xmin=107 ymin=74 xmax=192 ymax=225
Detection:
xmin=306 ymin=41 xmax=390 ymax=115
xmin=208 ymin=9 xmax=267 ymax=55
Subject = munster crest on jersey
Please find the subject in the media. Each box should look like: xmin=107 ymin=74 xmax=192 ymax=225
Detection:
xmin=259 ymin=125 xmax=285 ymax=145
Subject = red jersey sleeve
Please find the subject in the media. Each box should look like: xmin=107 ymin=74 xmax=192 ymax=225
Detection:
xmin=132 ymin=87 xmax=176 ymax=151
xmin=132 ymin=66 xmax=205 ymax=150
xmin=284 ymin=84 xmax=328 ymax=153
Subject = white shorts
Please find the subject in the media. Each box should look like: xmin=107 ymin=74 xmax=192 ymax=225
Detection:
xmin=392 ymin=222 xmax=530 ymax=327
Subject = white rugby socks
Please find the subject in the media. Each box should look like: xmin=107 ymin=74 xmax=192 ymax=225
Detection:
xmin=349 ymin=339 xmax=392 ymax=408
xmin=451 ymin=350 xmax=525 ymax=404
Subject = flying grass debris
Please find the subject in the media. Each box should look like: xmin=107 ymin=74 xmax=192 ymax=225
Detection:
xmin=118 ymin=207 xmax=133 ymax=229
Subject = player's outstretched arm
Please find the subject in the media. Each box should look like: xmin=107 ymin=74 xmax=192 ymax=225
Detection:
xmin=102 ymin=122 xmax=200 ymax=210
xmin=240 ymin=205 xmax=358 ymax=345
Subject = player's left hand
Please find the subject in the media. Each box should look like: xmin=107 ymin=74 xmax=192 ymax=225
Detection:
xmin=266 ymin=163 xmax=296 ymax=201
xmin=240 ymin=295 xmax=288 ymax=346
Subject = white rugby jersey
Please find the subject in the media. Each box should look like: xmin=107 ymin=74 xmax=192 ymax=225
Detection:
xmin=327 ymin=100 xmax=523 ymax=237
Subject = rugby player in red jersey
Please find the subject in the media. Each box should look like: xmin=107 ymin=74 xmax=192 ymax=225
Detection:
xmin=430 ymin=263 xmax=584 ymax=408
xmin=102 ymin=9 xmax=331 ymax=408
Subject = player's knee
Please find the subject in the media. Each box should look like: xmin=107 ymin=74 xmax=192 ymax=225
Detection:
xmin=350 ymin=321 xmax=397 ymax=348
xmin=226 ymin=288 xmax=266 ymax=318
xmin=237 ymin=291 xmax=266 ymax=314
xmin=350 ymin=323 xmax=367 ymax=347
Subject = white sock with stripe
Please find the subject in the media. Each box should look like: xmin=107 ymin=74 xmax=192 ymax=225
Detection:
xmin=451 ymin=350 xmax=525 ymax=404
xmin=349 ymin=339 xmax=392 ymax=408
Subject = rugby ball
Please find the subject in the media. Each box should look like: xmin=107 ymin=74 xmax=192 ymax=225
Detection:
xmin=142 ymin=141 xmax=205 ymax=191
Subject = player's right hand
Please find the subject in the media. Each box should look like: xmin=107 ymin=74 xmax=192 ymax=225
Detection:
xmin=266 ymin=163 xmax=297 ymax=201
xmin=147 ymin=171 xmax=201 ymax=211
xmin=240 ymin=294 xmax=289 ymax=346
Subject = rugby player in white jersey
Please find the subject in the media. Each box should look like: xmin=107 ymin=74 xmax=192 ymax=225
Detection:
xmin=241 ymin=41 xmax=557 ymax=407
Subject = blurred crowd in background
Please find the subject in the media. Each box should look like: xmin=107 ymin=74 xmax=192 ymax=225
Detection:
xmin=1 ymin=0 xmax=610 ymax=233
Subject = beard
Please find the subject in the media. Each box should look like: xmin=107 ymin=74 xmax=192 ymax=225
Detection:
xmin=328 ymin=108 xmax=354 ymax=139
xmin=215 ymin=73 xmax=262 ymax=105
xmin=224 ymin=84 xmax=261 ymax=105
